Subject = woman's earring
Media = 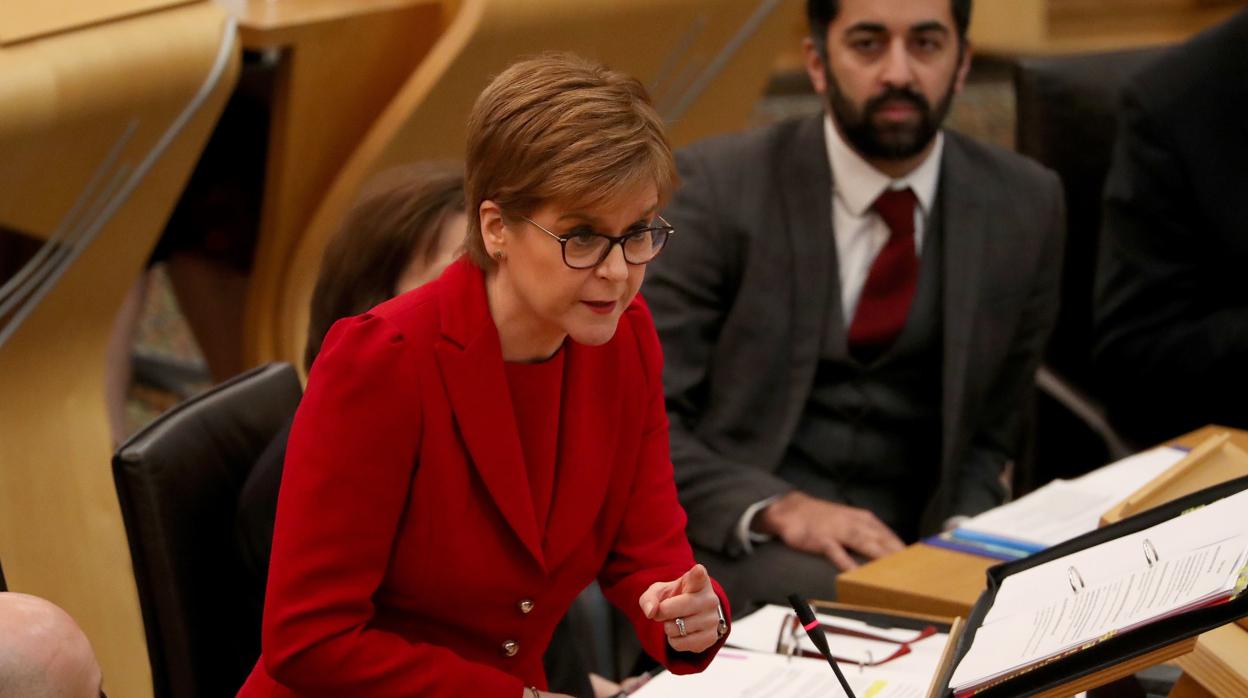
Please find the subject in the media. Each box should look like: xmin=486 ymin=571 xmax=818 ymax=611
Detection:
xmin=493 ymin=250 xmax=505 ymax=261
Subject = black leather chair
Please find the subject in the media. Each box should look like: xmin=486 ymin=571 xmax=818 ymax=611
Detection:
xmin=113 ymin=363 xmax=301 ymax=698
xmin=0 ymin=556 xmax=6 ymax=591
xmin=1011 ymin=48 xmax=1163 ymax=491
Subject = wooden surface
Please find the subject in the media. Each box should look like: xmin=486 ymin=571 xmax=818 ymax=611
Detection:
xmin=1175 ymin=624 xmax=1248 ymax=697
xmin=836 ymin=544 xmax=991 ymax=618
xmin=1028 ymin=637 xmax=1197 ymax=698
xmin=1169 ymin=672 xmax=1216 ymax=698
xmin=970 ymin=0 xmax=1247 ymax=56
xmin=0 ymin=0 xmax=195 ymax=45
xmin=216 ymin=0 xmax=446 ymax=368
xmin=0 ymin=4 xmax=238 ymax=697
xmin=838 ymin=426 xmax=1246 ymax=616
xmin=268 ymin=0 xmax=802 ymax=369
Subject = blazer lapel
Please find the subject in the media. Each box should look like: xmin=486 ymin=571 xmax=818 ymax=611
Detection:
xmin=434 ymin=260 xmax=545 ymax=569
xmin=781 ymin=115 xmax=843 ymax=367
xmin=939 ymin=136 xmax=988 ymax=478
xmin=543 ymin=340 xmax=621 ymax=570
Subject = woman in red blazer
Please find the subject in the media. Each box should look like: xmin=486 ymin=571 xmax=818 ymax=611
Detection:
xmin=238 ymin=53 xmax=730 ymax=697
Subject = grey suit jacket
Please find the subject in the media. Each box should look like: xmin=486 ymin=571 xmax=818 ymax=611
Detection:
xmin=644 ymin=115 xmax=1065 ymax=554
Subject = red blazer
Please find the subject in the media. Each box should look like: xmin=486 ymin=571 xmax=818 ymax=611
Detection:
xmin=239 ymin=258 xmax=728 ymax=697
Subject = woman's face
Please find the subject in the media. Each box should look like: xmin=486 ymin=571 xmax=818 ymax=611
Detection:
xmin=485 ymin=183 xmax=657 ymax=358
xmin=395 ymin=212 xmax=467 ymax=295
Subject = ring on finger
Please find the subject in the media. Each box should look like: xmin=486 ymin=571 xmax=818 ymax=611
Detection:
xmin=675 ymin=617 xmax=687 ymax=637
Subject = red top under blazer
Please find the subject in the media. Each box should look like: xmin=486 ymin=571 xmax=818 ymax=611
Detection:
xmin=238 ymin=258 xmax=729 ymax=697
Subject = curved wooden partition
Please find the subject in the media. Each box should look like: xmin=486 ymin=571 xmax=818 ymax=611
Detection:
xmin=228 ymin=0 xmax=448 ymax=370
xmin=256 ymin=0 xmax=800 ymax=371
xmin=0 ymin=4 xmax=239 ymax=697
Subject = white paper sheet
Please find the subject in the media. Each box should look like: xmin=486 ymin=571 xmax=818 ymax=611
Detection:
xmin=955 ymin=447 xmax=1187 ymax=549
xmin=634 ymin=650 xmax=928 ymax=698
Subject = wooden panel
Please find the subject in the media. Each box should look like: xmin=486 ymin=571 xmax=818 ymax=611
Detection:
xmin=0 ymin=4 xmax=238 ymax=697
xmin=837 ymin=544 xmax=991 ymax=618
xmin=1175 ymin=624 xmax=1248 ymax=697
xmin=1027 ymin=638 xmax=1197 ymax=698
xmin=0 ymin=0 xmax=195 ymax=45
xmin=230 ymin=0 xmax=446 ymax=368
xmin=969 ymin=0 xmax=1247 ymax=55
xmin=969 ymin=0 xmax=1048 ymax=51
xmin=1170 ymin=673 xmax=1217 ymax=698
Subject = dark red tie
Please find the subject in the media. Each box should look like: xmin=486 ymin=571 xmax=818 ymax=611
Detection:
xmin=847 ymin=187 xmax=919 ymax=361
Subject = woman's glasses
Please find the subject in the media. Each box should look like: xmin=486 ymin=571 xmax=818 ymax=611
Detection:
xmin=516 ymin=214 xmax=675 ymax=270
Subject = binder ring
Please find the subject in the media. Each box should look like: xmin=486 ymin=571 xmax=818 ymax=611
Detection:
xmin=1068 ymin=566 xmax=1086 ymax=593
xmin=1143 ymin=539 xmax=1160 ymax=568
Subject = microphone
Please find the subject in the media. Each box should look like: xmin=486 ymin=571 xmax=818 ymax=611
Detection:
xmin=786 ymin=594 xmax=858 ymax=698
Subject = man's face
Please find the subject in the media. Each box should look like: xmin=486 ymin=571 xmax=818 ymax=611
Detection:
xmin=805 ymin=0 xmax=971 ymax=161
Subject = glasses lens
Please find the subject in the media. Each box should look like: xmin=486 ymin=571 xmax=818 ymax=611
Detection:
xmin=564 ymin=232 xmax=610 ymax=268
xmin=623 ymin=227 xmax=669 ymax=264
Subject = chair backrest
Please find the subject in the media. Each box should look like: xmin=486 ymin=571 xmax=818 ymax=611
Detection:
xmin=112 ymin=363 xmax=301 ymax=698
xmin=1012 ymin=47 xmax=1164 ymax=388
xmin=260 ymin=0 xmax=801 ymax=369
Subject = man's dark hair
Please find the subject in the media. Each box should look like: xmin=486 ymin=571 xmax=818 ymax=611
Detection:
xmin=807 ymin=0 xmax=973 ymax=49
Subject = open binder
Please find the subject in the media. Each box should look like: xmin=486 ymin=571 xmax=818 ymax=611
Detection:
xmin=924 ymin=475 xmax=1248 ymax=698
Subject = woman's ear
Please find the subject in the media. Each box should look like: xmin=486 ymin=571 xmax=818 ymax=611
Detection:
xmin=479 ymin=200 xmax=507 ymax=256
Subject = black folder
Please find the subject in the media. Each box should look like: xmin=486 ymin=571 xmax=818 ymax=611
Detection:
xmin=930 ymin=474 xmax=1248 ymax=698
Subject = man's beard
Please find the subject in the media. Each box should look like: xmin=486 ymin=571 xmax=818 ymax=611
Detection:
xmin=824 ymin=64 xmax=957 ymax=161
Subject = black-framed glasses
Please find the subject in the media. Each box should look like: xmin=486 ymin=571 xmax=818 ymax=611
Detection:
xmin=516 ymin=214 xmax=675 ymax=270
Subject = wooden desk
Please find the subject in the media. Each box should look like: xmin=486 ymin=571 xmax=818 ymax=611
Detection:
xmin=214 ymin=0 xmax=446 ymax=366
xmin=837 ymin=425 xmax=1248 ymax=696
xmin=838 ymin=426 xmax=1241 ymax=615
xmin=1174 ymin=624 xmax=1248 ymax=697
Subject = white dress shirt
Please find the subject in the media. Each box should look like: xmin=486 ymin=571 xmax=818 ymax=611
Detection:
xmin=825 ymin=114 xmax=943 ymax=327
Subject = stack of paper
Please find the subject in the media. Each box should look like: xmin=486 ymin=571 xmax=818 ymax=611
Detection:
xmin=948 ymin=487 xmax=1248 ymax=696
xmin=935 ymin=447 xmax=1187 ymax=560
xmin=632 ymin=604 xmax=954 ymax=697
xmin=634 ymin=649 xmax=929 ymax=698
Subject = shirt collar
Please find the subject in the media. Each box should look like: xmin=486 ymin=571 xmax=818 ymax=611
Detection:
xmin=823 ymin=113 xmax=944 ymax=217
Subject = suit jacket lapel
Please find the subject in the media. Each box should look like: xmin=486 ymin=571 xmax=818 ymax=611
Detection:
xmin=543 ymin=340 xmax=621 ymax=570
xmin=939 ymin=136 xmax=988 ymax=478
xmin=782 ymin=116 xmax=843 ymax=365
xmin=434 ymin=260 xmax=545 ymax=569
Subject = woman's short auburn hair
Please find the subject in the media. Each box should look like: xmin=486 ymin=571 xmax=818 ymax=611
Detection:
xmin=464 ymin=52 xmax=677 ymax=268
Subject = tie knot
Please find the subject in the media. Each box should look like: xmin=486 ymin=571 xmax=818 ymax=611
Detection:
xmin=872 ymin=187 xmax=917 ymax=237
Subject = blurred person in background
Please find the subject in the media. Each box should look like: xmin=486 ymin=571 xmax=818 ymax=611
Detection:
xmin=1094 ymin=9 xmax=1248 ymax=445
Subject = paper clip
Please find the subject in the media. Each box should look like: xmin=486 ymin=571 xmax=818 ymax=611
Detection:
xmin=1068 ymin=566 xmax=1086 ymax=593
xmin=1143 ymin=539 xmax=1160 ymax=568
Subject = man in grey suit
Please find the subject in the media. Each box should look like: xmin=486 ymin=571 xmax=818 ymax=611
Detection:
xmin=645 ymin=0 xmax=1065 ymax=611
